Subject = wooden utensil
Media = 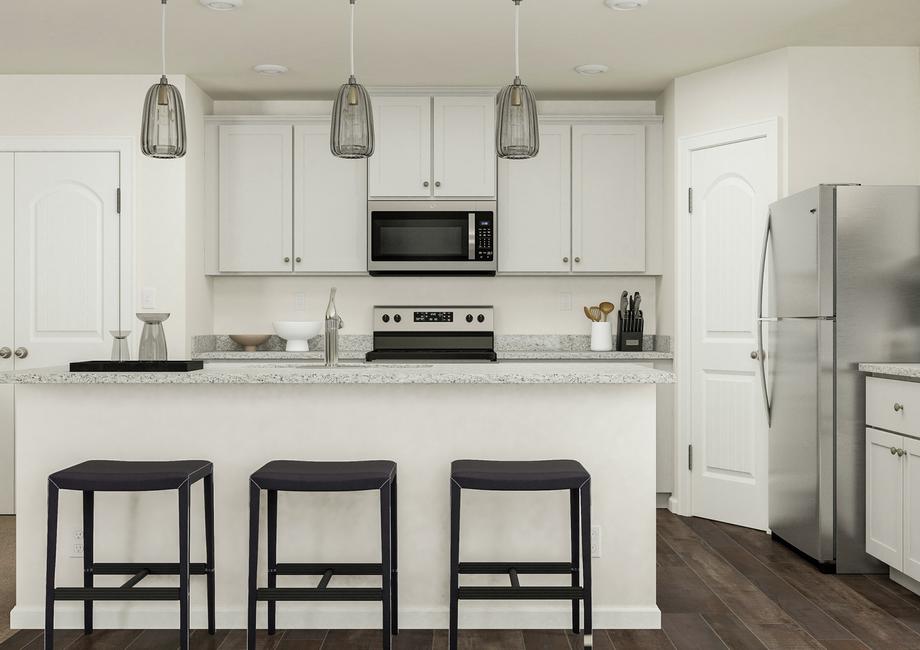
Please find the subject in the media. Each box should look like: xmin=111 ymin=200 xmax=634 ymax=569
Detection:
xmin=589 ymin=306 xmax=603 ymax=322
xmin=584 ymin=306 xmax=597 ymax=322
xmin=599 ymin=302 xmax=615 ymax=322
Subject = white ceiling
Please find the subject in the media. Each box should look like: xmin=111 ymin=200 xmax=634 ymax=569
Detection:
xmin=2 ymin=0 xmax=919 ymax=100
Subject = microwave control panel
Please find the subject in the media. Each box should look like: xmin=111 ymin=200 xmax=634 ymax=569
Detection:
xmin=475 ymin=215 xmax=494 ymax=261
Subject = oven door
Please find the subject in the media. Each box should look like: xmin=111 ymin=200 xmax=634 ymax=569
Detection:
xmin=368 ymin=200 xmax=496 ymax=275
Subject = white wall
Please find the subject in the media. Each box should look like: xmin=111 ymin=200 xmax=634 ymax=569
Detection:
xmin=0 ymin=75 xmax=200 ymax=356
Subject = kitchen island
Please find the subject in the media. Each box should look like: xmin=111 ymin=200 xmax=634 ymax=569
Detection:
xmin=3 ymin=362 xmax=672 ymax=632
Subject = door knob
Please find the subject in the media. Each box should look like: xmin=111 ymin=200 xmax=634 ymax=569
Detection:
xmin=0 ymin=347 xmax=10 ymax=359
xmin=14 ymin=347 xmax=28 ymax=359
xmin=750 ymin=350 xmax=760 ymax=360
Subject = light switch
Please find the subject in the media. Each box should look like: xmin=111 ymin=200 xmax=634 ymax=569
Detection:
xmin=141 ymin=287 xmax=157 ymax=310
xmin=559 ymin=292 xmax=572 ymax=311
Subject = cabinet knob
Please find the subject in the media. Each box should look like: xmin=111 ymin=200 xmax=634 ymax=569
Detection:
xmin=750 ymin=350 xmax=760 ymax=360
xmin=898 ymin=448 xmax=906 ymax=457
xmin=0 ymin=347 xmax=10 ymax=359
xmin=423 ymin=181 xmax=430 ymax=188
xmin=284 ymin=257 xmax=291 ymax=263
xmin=574 ymin=257 xmax=581 ymax=263
xmin=295 ymin=257 xmax=302 ymax=263
xmin=435 ymin=181 xmax=441 ymax=188
xmin=563 ymin=257 xmax=569 ymax=263
xmin=894 ymin=403 xmax=905 ymax=412
xmin=14 ymin=347 xmax=28 ymax=360
xmin=892 ymin=446 xmax=899 ymax=455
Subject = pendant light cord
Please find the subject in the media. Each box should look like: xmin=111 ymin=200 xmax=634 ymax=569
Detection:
xmin=349 ymin=0 xmax=356 ymax=78
xmin=161 ymin=0 xmax=168 ymax=77
xmin=514 ymin=0 xmax=521 ymax=79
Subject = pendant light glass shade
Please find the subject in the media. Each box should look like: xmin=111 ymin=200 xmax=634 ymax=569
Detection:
xmin=496 ymin=0 xmax=539 ymax=159
xmin=331 ymin=0 xmax=374 ymax=158
xmin=141 ymin=0 xmax=187 ymax=159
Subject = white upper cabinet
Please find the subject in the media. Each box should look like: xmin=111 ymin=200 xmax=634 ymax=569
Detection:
xmin=368 ymin=96 xmax=432 ymax=198
xmin=218 ymin=124 xmax=293 ymax=273
xmin=498 ymin=124 xmax=571 ymax=273
xmin=294 ymin=124 xmax=367 ymax=273
xmin=572 ymin=124 xmax=646 ymax=274
xmin=433 ymin=96 xmax=496 ymax=198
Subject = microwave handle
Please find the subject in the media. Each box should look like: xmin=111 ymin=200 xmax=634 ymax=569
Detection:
xmin=468 ymin=213 xmax=476 ymax=260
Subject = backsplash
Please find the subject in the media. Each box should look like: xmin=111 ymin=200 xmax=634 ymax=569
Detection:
xmin=210 ymin=275 xmax=658 ymax=336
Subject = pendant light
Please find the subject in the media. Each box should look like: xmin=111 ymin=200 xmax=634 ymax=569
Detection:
xmin=496 ymin=0 xmax=539 ymax=159
xmin=141 ymin=0 xmax=187 ymax=159
xmin=331 ymin=0 xmax=375 ymax=158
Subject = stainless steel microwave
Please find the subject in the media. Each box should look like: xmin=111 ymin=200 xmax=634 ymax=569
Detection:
xmin=368 ymin=201 xmax=497 ymax=276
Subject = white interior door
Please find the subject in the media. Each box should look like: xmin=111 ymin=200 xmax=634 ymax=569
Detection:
xmin=14 ymin=152 xmax=121 ymax=370
xmin=0 ymin=153 xmax=13 ymax=514
xmin=294 ymin=123 xmax=367 ymax=273
xmin=690 ymin=135 xmax=774 ymax=530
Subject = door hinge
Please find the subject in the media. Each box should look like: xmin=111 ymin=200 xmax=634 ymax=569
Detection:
xmin=688 ymin=187 xmax=693 ymax=214
xmin=688 ymin=444 xmax=693 ymax=471
xmin=116 ymin=188 xmax=121 ymax=215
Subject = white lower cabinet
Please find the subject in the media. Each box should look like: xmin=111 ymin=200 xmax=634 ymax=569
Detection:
xmin=865 ymin=376 xmax=920 ymax=582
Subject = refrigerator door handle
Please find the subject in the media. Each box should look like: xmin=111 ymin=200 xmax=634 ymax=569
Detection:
xmin=757 ymin=214 xmax=773 ymax=426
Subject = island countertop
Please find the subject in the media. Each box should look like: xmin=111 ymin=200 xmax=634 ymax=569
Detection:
xmin=1 ymin=361 xmax=675 ymax=385
xmin=858 ymin=362 xmax=920 ymax=379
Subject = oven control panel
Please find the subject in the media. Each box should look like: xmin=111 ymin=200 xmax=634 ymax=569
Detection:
xmin=374 ymin=306 xmax=494 ymax=332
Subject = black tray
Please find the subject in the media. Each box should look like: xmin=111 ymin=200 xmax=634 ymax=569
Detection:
xmin=69 ymin=360 xmax=204 ymax=373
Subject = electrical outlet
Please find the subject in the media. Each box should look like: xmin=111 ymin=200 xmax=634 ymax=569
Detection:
xmin=590 ymin=525 xmax=602 ymax=558
xmin=70 ymin=529 xmax=84 ymax=558
xmin=141 ymin=287 xmax=157 ymax=310
xmin=294 ymin=292 xmax=306 ymax=311
xmin=559 ymin=292 xmax=572 ymax=311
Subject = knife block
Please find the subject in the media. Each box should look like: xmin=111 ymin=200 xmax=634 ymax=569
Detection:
xmin=616 ymin=311 xmax=644 ymax=352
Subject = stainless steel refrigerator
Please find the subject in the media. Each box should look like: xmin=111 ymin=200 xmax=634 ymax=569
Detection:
xmin=759 ymin=184 xmax=920 ymax=573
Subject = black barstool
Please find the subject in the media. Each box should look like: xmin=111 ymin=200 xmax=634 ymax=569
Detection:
xmin=247 ymin=460 xmax=398 ymax=649
xmin=449 ymin=459 xmax=593 ymax=649
xmin=44 ymin=460 xmax=216 ymax=650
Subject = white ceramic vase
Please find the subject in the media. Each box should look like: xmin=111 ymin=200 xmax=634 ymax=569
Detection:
xmin=590 ymin=321 xmax=613 ymax=352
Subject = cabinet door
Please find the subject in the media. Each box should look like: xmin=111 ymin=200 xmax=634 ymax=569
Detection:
xmin=866 ymin=427 xmax=904 ymax=569
xmin=0 ymin=153 xmax=12 ymax=514
xmin=904 ymin=436 xmax=920 ymax=580
xmin=572 ymin=124 xmax=646 ymax=273
xmin=433 ymin=96 xmax=496 ymax=198
xmin=498 ymin=124 xmax=571 ymax=273
xmin=368 ymin=96 xmax=431 ymax=198
xmin=219 ymin=124 xmax=293 ymax=272
xmin=294 ymin=123 xmax=367 ymax=273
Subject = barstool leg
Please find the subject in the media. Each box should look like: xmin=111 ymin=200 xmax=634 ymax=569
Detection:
xmin=580 ymin=480 xmax=592 ymax=649
xmin=569 ymin=488 xmax=580 ymax=635
xmin=83 ymin=490 xmax=94 ymax=635
xmin=44 ymin=480 xmax=59 ymax=650
xmin=380 ymin=483 xmax=393 ymax=650
xmin=267 ymin=489 xmax=278 ymax=635
xmin=178 ymin=482 xmax=191 ymax=650
xmin=247 ymin=481 xmax=260 ymax=650
xmin=204 ymin=473 xmax=216 ymax=635
xmin=448 ymin=481 xmax=461 ymax=650
xmin=390 ymin=476 xmax=398 ymax=636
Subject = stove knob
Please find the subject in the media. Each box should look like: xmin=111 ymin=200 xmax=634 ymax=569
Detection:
xmin=466 ymin=314 xmax=474 ymax=323
xmin=477 ymin=314 xmax=485 ymax=323
xmin=382 ymin=314 xmax=390 ymax=323
xmin=394 ymin=314 xmax=402 ymax=323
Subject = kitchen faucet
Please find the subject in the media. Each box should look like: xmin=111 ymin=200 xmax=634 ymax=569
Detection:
xmin=324 ymin=287 xmax=344 ymax=367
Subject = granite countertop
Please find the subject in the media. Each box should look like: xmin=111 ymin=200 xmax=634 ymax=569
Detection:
xmin=192 ymin=334 xmax=673 ymax=362
xmin=1 ymin=362 xmax=675 ymax=386
xmin=859 ymin=363 xmax=920 ymax=379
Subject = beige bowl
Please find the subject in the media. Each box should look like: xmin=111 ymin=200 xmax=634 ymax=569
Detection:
xmin=229 ymin=334 xmax=271 ymax=352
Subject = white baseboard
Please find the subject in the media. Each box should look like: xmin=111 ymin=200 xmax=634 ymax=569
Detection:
xmin=655 ymin=493 xmax=671 ymax=508
xmin=668 ymin=495 xmax=679 ymax=513
xmin=11 ymin=604 xmax=661 ymax=631
xmin=890 ymin=567 xmax=920 ymax=596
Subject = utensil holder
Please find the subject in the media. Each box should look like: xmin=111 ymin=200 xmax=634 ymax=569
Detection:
xmin=616 ymin=311 xmax=644 ymax=352
xmin=590 ymin=321 xmax=613 ymax=352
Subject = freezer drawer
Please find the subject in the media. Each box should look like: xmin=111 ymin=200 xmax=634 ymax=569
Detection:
xmin=866 ymin=377 xmax=920 ymax=437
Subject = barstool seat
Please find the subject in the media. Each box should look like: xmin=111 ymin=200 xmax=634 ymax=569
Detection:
xmin=451 ymin=459 xmax=589 ymax=491
xmin=50 ymin=460 xmax=212 ymax=491
xmin=250 ymin=460 xmax=395 ymax=492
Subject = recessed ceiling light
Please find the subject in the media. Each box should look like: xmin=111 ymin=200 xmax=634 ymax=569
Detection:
xmin=605 ymin=0 xmax=647 ymax=10
xmin=253 ymin=64 xmax=288 ymax=76
xmin=199 ymin=0 xmax=242 ymax=10
xmin=575 ymin=64 xmax=610 ymax=76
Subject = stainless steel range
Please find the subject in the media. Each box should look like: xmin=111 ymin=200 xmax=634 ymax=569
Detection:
xmin=366 ymin=306 xmax=497 ymax=362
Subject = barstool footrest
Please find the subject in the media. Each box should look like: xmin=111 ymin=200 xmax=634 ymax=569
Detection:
xmin=274 ymin=562 xmax=382 ymax=576
xmin=457 ymin=586 xmax=585 ymax=601
xmin=458 ymin=561 xmax=574 ymax=575
xmin=92 ymin=562 xmax=209 ymax=576
xmin=256 ymin=587 xmax=384 ymax=602
xmin=54 ymin=587 xmax=180 ymax=601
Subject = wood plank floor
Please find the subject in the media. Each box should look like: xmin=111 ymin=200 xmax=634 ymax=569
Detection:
xmin=4 ymin=510 xmax=920 ymax=648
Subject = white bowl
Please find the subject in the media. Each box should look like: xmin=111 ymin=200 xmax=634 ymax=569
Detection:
xmin=273 ymin=321 xmax=323 ymax=351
